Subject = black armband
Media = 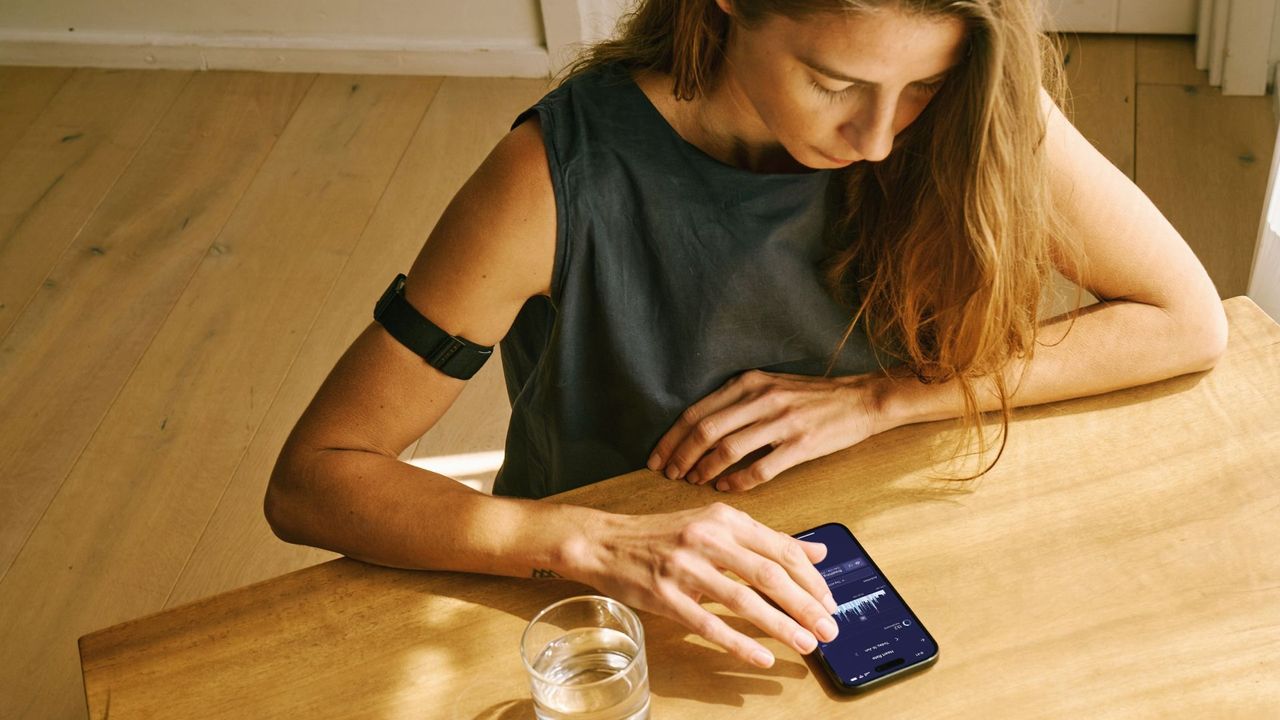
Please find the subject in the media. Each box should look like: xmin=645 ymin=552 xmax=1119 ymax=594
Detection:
xmin=373 ymin=273 xmax=493 ymax=380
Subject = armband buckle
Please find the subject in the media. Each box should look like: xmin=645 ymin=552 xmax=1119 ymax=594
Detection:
xmin=427 ymin=336 xmax=466 ymax=368
xmin=372 ymin=272 xmax=494 ymax=380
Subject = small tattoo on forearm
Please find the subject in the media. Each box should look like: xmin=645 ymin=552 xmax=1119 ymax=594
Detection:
xmin=531 ymin=568 xmax=562 ymax=579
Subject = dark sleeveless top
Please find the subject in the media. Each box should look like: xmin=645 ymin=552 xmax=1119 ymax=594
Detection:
xmin=492 ymin=61 xmax=881 ymax=498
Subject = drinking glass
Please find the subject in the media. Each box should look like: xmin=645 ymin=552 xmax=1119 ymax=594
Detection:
xmin=520 ymin=595 xmax=650 ymax=720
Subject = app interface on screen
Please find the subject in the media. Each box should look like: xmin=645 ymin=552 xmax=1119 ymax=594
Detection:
xmin=797 ymin=525 xmax=937 ymax=686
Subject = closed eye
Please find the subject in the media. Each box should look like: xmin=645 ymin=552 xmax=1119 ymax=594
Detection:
xmin=808 ymin=77 xmax=946 ymax=104
xmin=809 ymin=80 xmax=856 ymax=102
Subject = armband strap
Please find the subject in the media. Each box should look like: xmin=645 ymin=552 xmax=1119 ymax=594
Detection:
xmin=373 ymin=273 xmax=493 ymax=380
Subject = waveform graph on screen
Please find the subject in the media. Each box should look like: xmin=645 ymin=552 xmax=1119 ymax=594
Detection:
xmin=834 ymin=588 xmax=887 ymax=622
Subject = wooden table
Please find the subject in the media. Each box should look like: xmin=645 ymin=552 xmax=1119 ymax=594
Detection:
xmin=80 ymin=297 xmax=1280 ymax=718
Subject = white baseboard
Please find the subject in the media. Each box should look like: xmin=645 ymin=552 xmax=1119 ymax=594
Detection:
xmin=0 ymin=29 xmax=553 ymax=78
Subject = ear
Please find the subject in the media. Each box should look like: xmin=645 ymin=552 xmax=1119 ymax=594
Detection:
xmin=714 ymin=0 xmax=734 ymax=17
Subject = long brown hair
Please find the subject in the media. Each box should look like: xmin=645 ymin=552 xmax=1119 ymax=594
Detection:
xmin=557 ymin=0 xmax=1083 ymax=478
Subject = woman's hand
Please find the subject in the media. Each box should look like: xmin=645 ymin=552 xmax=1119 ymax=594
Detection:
xmin=566 ymin=502 xmax=840 ymax=668
xmin=648 ymin=370 xmax=890 ymax=492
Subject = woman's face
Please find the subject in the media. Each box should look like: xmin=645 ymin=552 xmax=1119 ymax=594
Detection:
xmin=718 ymin=4 xmax=969 ymax=168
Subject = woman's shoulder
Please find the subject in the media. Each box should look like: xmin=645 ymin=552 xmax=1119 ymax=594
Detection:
xmin=512 ymin=60 xmax=658 ymax=176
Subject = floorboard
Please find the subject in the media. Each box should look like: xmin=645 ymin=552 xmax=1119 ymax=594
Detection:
xmin=0 ymin=72 xmax=436 ymax=719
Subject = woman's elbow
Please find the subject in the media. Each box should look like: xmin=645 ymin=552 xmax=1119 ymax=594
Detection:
xmin=1187 ymin=297 xmax=1229 ymax=372
xmin=264 ymin=451 xmax=311 ymax=545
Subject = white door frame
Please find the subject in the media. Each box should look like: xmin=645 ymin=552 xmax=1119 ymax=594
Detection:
xmin=1197 ymin=0 xmax=1279 ymax=96
xmin=540 ymin=0 xmax=622 ymax=75
xmin=1250 ymin=74 xmax=1280 ymax=320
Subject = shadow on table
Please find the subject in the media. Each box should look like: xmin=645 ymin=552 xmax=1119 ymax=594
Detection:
xmin=471 ymin=698 xmax=534 ymax=719
xmin=459 ymin=611 xmax=812 ymax=713
xmin=1013 ymin=366 xmax=1211 ymax=423
xmin=643 ymin=613 xmax=807 ymax=705
xmin=422 ymin=575 xmax=813 ymax=713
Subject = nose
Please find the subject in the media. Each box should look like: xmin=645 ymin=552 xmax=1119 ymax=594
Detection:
xmin=840 ymin=93 xmax=897 ymax=162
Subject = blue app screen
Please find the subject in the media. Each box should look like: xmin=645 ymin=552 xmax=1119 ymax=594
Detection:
xmin=796 ymin=524 xmax=937 ymax=687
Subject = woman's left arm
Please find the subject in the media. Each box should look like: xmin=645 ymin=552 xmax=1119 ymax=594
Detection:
xmin=651 ymin=87 xmax=1228 ymax=491
xmin=877 ymin=87 xmax=1228 ymax=425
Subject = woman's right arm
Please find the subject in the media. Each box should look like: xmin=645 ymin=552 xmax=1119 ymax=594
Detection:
xmin=264 ymin=117 xmax=839 ymax=668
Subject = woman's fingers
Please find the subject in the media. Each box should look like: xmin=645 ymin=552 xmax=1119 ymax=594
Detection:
xmin=740 ymin=520 xmax=836 ymax=615
xmin=738 ymin=518 xmax=837 ymax=627
xmin=700 ymin=539 xmax=838 ymax=650
xmin=649 ymin=380 xmax=756 ymax=479
xmin=696 ymin=566 xmax=823 ymax=656
xmin=588 ymin=505 xmax=838 ymax=670
xmin=687 ymin=421 xmax=776 ymax=485
xmin=714 ymin=441 xmax=814 ymax=492
xmin=659 ymin=545 xmax=829 ymax=664
xmin=686 ymin=506 xmax=836 ymax=644
xmin=651 ymin=370 xmax=889 ymax=492
xmin=648 ymin=371 xmax=774 ymax=479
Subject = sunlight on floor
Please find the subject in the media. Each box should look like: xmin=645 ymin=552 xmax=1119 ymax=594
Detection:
xmin=407 ymin=450 xmax=504 ymax=493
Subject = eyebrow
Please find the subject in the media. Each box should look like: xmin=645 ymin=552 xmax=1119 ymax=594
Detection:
xmin=799 ymin=56 xmax=958 ymax=85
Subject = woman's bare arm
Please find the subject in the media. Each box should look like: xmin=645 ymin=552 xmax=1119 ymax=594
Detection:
xmin=265 ymin=116 xmax=564 ymax=574
xmin=264 ymin=115 xmax=838 ymax=668
xmin=872 ymin=87 xmax=1228 ymax=431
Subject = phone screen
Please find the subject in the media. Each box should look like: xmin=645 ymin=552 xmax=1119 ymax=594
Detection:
xmin=795 ymin=523 xmax=938 ymax=691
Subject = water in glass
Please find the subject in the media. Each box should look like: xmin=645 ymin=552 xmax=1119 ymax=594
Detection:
xmin=531 ymin=626 xmax=649 ymax=720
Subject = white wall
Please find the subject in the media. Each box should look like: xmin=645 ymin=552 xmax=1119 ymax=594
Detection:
xmin=0 ymin=0 xmax=1202 ymax=77
xmin=0 ymin=0 xmax=550 ymax=76
xmin=0 ymin=0 xmax=543 ymax=44
xmin=1044 ymin=0 xmax=1198 ymax=33
xmin=571 ymin=0 xmax=1202 ymax=38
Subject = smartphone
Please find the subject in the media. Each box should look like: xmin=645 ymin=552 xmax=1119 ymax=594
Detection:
xmin=794 ymin=522 xmax=939 ymax=693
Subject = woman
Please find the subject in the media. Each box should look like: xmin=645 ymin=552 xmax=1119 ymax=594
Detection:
xmin=264 ymin=0 xmax=1227 ymax=670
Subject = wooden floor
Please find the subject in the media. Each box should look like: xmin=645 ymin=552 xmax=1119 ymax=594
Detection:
xmin=0 ymin=34 xmax=1273 ymax=719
